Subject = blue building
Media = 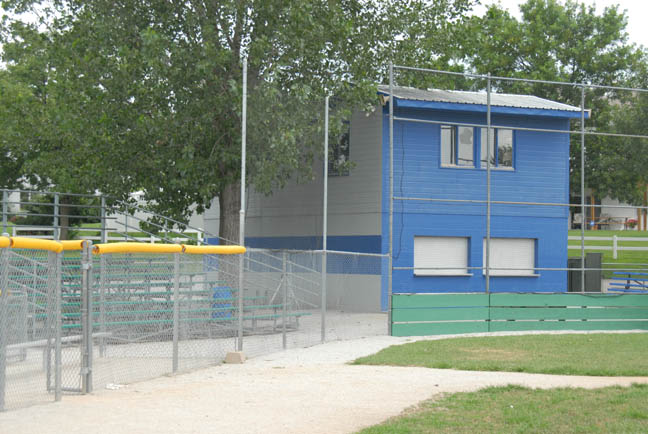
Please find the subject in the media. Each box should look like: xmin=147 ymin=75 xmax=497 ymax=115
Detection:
xmin=204 ymin=86 xmax=586 ymax=311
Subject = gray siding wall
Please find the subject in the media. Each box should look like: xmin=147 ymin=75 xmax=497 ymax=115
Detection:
xmin=204 ymin=107 xmax=383 ymax=239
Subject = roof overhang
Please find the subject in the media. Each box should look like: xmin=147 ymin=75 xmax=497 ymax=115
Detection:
xmin=378 ymin=86 xmax=590 ymax=119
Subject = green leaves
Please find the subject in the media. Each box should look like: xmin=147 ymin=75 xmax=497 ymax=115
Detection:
xmin=463 ymin=0 xmax=647 ymax=205
xmin=1 ymin=0 xmax=478 ymax=239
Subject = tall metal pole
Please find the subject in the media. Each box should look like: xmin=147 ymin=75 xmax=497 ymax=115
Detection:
xmin=486 ymin=75 xmax=492 ymax=294
xmin=580 ymin=85 xmax=586 ymax=292
xmin=237 ymin=56 xmax=248 ymax=351
xmin=388 ymin=63 xmax=394 ymax=336
xmin=321 ymin=95 xmax=329 ymax=343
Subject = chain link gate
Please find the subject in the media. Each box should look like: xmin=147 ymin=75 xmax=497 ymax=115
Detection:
xmin=0 ymin=242 xmax=62 ymax=410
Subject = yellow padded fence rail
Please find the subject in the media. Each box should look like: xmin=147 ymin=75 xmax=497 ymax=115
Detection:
xmin=7 ymin=237 xmax=63 ymax=253
xmin=0 ymin=237 xmax=246 ymax=255
xmin=61 ymin=240 xmax=85 ymax=251
xmin=181 ymin=245 xmax=246 ymax=255
xmin=93 ymin=243 xmax=183 ymax=255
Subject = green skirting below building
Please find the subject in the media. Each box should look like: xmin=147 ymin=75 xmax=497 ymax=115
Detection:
xmin=391 ymin=293 xmax=648 ymax=336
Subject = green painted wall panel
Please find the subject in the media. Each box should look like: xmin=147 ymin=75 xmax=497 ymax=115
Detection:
xmin=390 ymin=293 xmax=648 ymax=336
xmin=392 ymin=294 xmax=488 ymax=308
xmin=490 ymin=307 xmax=648 ymax=321
xmin=489 ymin=320 xmax=648 ymax=332
xmin=392 ymin=307 xmax=490 ymax=322
xmin=490 ymin=293 xmax=648 ymax=307
xmin=392 ymin=321 xmax=489 ymax=337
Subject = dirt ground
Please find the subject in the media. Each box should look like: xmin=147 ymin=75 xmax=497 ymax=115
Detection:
xmin=1 ymin=332 xmax=647 ymax=434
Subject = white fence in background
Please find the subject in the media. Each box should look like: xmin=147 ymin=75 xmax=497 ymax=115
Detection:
xmin=6 ymin=225 xmax=203 ymax=244
xmin=568 ymin=235 xmax=648 ymax=259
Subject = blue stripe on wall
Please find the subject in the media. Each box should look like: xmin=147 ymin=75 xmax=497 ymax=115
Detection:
xmin=207 ymin=236 xmax=384 ymax=276
xmin=244 ymin=235 xmax=381 ymax=253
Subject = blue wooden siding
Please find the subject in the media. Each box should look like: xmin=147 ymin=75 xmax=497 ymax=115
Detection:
xmin=382 ymin=105 xmax=571 ymax=302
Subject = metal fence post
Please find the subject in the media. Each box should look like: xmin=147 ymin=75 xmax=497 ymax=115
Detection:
xmin=172 ymin=253 xmax=180 ymax=373
xmin=486 ymin=74 xmax=492 ymax=294
xmin=99 ymin=192 xmax=108 ymax=357
xmin=387 ymin=62 xmax=394 ymax=336
xmin=124 ymin=210 xmax=129 ymax=241
xmin=237 ymin=56 xmax=248 ymax=352
xmin=81 ymin=240 xmax=93 ymax=393
xmin=99 ymin=254 xmax=106 ymax=357
xmin=0 ymin=247 xmax=9 ymax=411
xmin=100 ymin=196 xmax=107 ymax=244
xmin=282 ymin=252 xmax=287 ymax=350
xmin=2 ymin=190 xmax=7 ymax=235
xmin=613 ymin=235 xmax=618 ymax=260
xmin=46 ymin=254 xmax=54 ymax=393
xmin=580 ymin=85 xmax=586 ymax=292
xmin=51 ymin=251 xmax=62 ymax=402
xmin=53 ymin=192 xmax=60 ymax=241
xmin=322 ymin=95 xmax=329 ymax=344
xmin=30 ymin=260 xmax=37 ymax=341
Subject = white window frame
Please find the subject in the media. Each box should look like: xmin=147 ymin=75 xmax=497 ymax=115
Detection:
xmin=414 ymin=236 xmax=471 ymax=276
xmin=480 ymin=128 xmax=514 ymax=170
xmin=483 ymin=237 xmax=538 ymax=277
xmin=441 ymin=125 xmax=475 ymax=168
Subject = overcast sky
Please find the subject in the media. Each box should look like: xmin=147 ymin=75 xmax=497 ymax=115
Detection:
xmin=474 ymin=0 xmax=648 ymax=47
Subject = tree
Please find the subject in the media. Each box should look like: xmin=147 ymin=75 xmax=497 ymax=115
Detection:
xmin=1 ymin=0 xmax=476 ymax=242
xmin=0 ymin=70 xmax=36 ymax=189
xmin=460 ymin=0 xmax=647 ymax=205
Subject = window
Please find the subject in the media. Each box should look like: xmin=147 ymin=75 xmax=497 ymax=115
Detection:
xmin=441 ymin=126 xmax=474 ymax=167
xmin=480 ymin=128 xmax=513 ymax=169
xmin=483 ymin=238 xmax=536 ymax=276
xmin=414 ymin=236 xmax=469 ymax=276
xmin=328 ymin=121 xmax=350 ymax=176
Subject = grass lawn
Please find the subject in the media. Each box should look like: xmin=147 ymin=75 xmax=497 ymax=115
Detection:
xmin=359 ymin=384 xmax=648 ymax=434
xmin=352 ymin=333 xmax=648 ymax=376
xmin=356 ymin=334 xmax=648 ymax=433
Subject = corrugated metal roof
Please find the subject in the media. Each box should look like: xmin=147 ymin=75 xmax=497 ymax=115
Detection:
xmin=377 ymin=85 xmax=582 ymax=112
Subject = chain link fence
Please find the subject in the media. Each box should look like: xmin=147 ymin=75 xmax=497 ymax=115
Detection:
xmin=0 ymin=239 xmax=387 ymax=411
xmin=0 ymin=247 xmax=60 ymax=410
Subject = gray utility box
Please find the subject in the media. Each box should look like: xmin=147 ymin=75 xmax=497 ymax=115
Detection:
xmin=568 ymin=253 xmax=602 ymax=292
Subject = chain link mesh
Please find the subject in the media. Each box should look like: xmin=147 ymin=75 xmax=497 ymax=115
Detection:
xmin=0 ymin=245 xmax=388 ymax=411
xmin=1 ymin=249 xmax=54 ymax=410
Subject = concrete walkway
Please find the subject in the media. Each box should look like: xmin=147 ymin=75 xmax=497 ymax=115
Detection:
xmin=1 ymin=334 xmax=646 ymax=434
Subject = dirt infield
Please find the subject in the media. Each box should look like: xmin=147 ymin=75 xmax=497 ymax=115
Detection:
xmin=1 ymin=332 xmax=647 ymax=434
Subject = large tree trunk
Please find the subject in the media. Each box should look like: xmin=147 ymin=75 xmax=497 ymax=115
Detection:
xmin=218 ymin=181 xmax=243 ymax=300
xmin=219 ymin=181 xmax=241 ymax=245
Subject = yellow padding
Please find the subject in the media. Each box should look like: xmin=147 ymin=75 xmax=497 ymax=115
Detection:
xmin=10 ymin=237 xmax=63 ymax=253
xmin=0 ymin=236 xmax=10 ymax=249
xmin=61 ymin=240 xmax=85 ymax=251
xmin=93 ymin=242 xmax=183 ymax=255
xmin=182 ymin=245 xmax=246 ymax=255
